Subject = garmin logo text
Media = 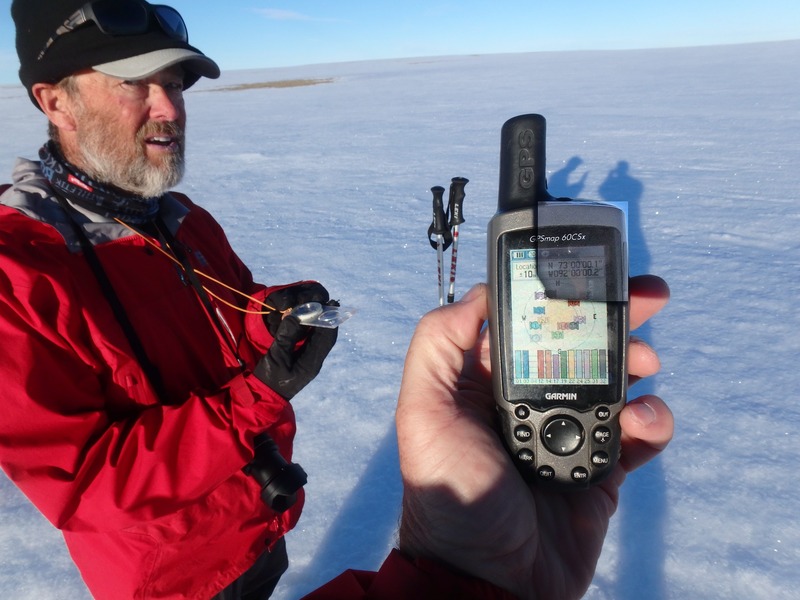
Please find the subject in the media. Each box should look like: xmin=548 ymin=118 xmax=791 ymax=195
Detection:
xmin=545 ymin=393 xmax=578 ymax=401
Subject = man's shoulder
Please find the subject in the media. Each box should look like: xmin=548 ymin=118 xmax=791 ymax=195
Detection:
xmin=0 ymin=160 xmax=81 ymax=249
xmin=2 ymin=158 xmax=58 ymax=213
xmin=1 ymin=162 xmax=64 ymax=227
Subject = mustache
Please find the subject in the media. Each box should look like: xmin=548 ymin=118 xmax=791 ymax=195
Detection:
xmin=138 ymin=121 xmax=185 ymax=144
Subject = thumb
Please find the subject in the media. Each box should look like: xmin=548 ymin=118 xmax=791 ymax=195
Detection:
xmin=396 ymin=284 xmax=489 ymax=427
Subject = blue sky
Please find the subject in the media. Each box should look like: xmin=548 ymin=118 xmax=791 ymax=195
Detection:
xmin=2 ymin=0 xmax=799 ymax=85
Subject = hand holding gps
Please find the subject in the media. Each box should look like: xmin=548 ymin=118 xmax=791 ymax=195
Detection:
xmin=488 ymin=114 xmax=629 ymax=488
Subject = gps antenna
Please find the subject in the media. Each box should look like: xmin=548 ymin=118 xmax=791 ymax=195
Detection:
xmin=497 ymin=114 xmax=554 ymax=212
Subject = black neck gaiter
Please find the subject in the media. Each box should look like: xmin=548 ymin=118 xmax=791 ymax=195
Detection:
xmin=38 ymin=141 xmax=160 ymax=224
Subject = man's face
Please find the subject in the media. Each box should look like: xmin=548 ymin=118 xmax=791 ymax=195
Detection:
xmin=62 ymin=66 xmax=187 ymax=198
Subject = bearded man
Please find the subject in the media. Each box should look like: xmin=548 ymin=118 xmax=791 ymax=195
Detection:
xmin=1 ymin=1 xmax=337 ymax=598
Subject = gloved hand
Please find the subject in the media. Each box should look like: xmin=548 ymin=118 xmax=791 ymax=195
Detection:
xmin=261 ymin=282 xmax=331 ymax=335
xmin=254 ymin=282 xmax=338 ymax=400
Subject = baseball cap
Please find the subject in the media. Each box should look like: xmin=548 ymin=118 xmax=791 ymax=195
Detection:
xmin=12 ymin=0 xmax=220 ymax=108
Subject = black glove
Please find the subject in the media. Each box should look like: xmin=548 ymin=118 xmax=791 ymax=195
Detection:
xmin=254 ymin=282 xmax=338 ymax=400
xmin=262 ymin=282 xmax=331 ymax=336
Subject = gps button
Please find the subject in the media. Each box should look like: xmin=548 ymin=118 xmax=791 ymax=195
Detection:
xmin=542 ymin=416 xmax=584 ymax=456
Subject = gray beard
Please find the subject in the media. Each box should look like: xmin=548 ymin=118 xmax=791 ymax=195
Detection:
xmin=77 ymin=122 xmax=186 ymax=198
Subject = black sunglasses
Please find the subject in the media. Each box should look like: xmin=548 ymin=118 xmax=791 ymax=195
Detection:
xmin=37 ymin=0 xmax=188 ymax=61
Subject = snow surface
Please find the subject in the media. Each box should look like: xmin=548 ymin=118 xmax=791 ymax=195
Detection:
xmin=1 ymin=40 xmax=799 ymax=599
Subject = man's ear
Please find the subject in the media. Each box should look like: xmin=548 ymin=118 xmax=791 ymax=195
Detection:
xmin=32 ymin=82 xmax=77 ymax=132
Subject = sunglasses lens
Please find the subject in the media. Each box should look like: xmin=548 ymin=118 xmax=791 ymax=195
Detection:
xmin=153 ymin=6 xmax=188 ymax=42
xmin=37 ymin=1 xmax=190 ymax=61
xmin=90 ymin=0 xmax=149 ymax=35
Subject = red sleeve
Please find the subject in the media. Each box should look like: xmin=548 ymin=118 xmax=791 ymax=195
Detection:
xmin=301 ymin=549 xmax=519 ymax=600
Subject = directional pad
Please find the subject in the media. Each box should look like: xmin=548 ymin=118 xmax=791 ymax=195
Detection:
xmin=542 ymin=416 xmax=584 ymax=456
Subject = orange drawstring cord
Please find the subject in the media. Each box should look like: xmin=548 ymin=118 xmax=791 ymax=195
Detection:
xmin=114 ymin=218 xmax=291 ymax=317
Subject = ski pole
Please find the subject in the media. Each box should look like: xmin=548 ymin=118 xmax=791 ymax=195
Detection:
xmin=446 ymin=177 xmax=468 ymax=303
xmin=428 ymin=185 xmax=452 ymax=306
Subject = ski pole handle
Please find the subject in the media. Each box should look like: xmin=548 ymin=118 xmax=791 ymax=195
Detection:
xmin=448 ymin=177 xmax=468 ymax=228
xmin=428 ymin=186 xmax=452 ymax=250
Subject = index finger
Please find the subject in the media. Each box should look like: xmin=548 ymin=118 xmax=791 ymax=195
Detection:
xmin=630 ymin=275 xmax=670 ymax=331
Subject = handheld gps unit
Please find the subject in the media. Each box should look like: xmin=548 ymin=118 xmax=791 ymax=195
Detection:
xmin=487 ymin=114 xmax=629 ymax=488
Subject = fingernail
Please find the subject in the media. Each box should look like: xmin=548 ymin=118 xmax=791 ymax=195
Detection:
xmin=628 ymin=400 xmax=657 ymax=426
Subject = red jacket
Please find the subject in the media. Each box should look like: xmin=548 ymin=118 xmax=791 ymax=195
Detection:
xmin=0 ymin=160 xmax=303 ymax=599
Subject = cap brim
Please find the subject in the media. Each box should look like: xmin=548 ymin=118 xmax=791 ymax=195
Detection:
xmin=93 ymin=48 xmax=220 ymax=82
